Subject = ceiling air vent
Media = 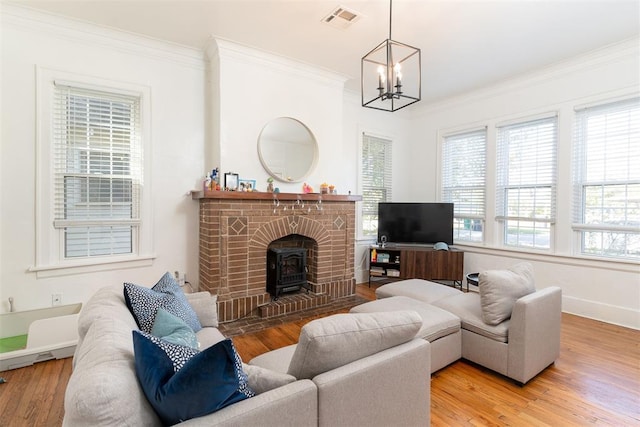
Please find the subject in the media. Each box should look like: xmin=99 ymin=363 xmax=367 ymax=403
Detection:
xmin=322 ymin=5 xmax=361 ymax=30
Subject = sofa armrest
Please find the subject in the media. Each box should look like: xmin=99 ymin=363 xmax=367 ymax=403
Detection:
xmin=508 ymin=286 xmax=562 ymax=384
xmin=179 ymin=379 xmax=317 ymax=427
xmin=312 ymin=339 xmax=430 ymax=427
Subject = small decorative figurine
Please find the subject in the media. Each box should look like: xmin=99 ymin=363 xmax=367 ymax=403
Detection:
xmin=267 ymin=177 xmax=274 ymax=193
xmin=320 ymin=182 xmax=329 ymax=194
xmin=303 ymin=183 xmax=314 ymax=193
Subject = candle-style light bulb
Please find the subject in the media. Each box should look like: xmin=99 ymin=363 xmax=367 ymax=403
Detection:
xmin=394 ymin=63 xmax=402 ymax=84
xmin=377 ymin=65 xmax=386 ymax=88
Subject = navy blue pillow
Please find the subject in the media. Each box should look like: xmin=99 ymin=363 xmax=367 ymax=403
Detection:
xmin=124 ymin=272 xmax=202 ymax=333
xmin=133 ymin=331 xmax=254 ymax=425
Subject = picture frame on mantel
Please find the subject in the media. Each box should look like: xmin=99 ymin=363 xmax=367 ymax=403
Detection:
xmin=224 ymin=172 xmax=239 ymax=191
xmin=239 ymin=179 xmax=256 ymax=191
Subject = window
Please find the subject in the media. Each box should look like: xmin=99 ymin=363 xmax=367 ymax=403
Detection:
xmin=573 ymin=97 xmax=640 ymax=259
xmin=361 ymin=133 xmax=392 ymax=238
xmin=53 ymin=83 xmax=142 ymax=259
xmin=496 ymin=115 xmax=557 ymax=249
xmin=442 ymin=129 xmax=486 ymax=242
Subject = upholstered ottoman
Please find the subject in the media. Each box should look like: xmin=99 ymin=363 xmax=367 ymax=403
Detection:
xmin=350 ymin=296 xmax=461 ymax=373
xmin=376 ymin=279 xmax=463 ymax=303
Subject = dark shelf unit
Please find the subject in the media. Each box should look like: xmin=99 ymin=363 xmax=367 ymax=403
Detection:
xmin=368 ymin=248 xmax=402 ymax=285
xmin=368 ymin=245 xmax=464 ymax=289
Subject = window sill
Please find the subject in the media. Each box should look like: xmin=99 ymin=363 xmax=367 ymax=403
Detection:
xmin=29 ymin=254 xmax=156 ymax=278
xmin=455 ymin=243 xmax=639 ymax=274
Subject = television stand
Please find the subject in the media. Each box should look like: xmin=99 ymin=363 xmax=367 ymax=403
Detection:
xmin=368 ymin=245 xmax=464 ymax=289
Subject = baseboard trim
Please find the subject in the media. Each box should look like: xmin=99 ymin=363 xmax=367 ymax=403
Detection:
xmin=562 ymin=295 xmax=640 ymax=330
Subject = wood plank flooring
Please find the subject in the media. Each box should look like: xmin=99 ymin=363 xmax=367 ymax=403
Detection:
xmin=0 ymin=283 xmax=638 ymax=426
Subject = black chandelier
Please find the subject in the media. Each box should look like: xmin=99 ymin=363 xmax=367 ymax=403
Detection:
xmin=361 ymin=0 xmax=421 ymax=112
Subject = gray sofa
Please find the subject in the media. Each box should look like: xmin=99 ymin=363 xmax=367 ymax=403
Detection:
xmin=358 ymin=262 xmax=562 ymax=384
xmin=63 ymin=284 xmax=431 ymax=426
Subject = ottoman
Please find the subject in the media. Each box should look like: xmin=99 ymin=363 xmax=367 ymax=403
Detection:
xmin=376 ymin=278 xmax=463 ymax=303
xmin=350 ymin=296 xmax=461 ymax=373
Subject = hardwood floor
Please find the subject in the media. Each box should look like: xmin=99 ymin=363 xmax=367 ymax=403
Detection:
xmin=0 ymin=284 xmax=638 ymax=426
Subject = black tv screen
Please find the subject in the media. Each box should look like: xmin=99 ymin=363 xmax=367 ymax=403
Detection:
xmin=377 ymin=202 xmax=454 ymax=245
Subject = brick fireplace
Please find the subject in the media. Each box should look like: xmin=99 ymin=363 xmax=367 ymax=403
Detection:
xmin=194 ymin=191 xmax=361 ymax=322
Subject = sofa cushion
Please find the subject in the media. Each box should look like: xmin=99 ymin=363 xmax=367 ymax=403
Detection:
xmin=133 ymin=332 xmax=254 ymax=425
xmin=432 ymin=293 xmax=510 ymax=343
xmin=151 ymin=308 xmax=199 ymax=349
xmin=350 ymin=296 xmax=460 ymax=342
xmin=287 ymin=311 xmax=422 ymax=379
xmin=124 ymin=272 xmax=202 ymax=333
xmin=478 ymin=262 xmax=535 ymax=325
xmin=195 ymin=327 xmax=227 ymax=350
xmin=185 ymin=291 xmax=219 ymax=328
xmin=64 ymin=316 xmax=161 ymax=426
xmin=77 ymin=284 xmax=138 ymax=342
xmin=375 ymin=279 xmax=462 ymax=303
xmin=249 ymin=344 xmax=297 ymax=374
xmin=242 ymin=363 xmax=297 ymax=395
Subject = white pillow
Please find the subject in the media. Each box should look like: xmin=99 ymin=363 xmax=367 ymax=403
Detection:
xmin=287 ymin=310 xmax=422 ymax=379
xmin=478 ymin=262 xmax=535 ymax=325
xmin=185 ymin=291 xmax=218 ymax=328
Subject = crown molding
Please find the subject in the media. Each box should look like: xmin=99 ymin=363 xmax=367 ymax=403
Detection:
xmin=1 ymin=3 xmax=205 ymax=69
xmin=205 ymin=37 xmax=348 ymax=90
xmin=412 ymin=37 xmax=640 ymax=116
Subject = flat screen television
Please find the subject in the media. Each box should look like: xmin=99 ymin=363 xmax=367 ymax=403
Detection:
xmin=377 ymin=202 xmax=454 ymax=246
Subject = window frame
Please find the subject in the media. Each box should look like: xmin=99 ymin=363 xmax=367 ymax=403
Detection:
xmin=358 ymin=132 xmax=393 ymax=241
xmin=572 ymin=97 xmax=640 ymax=260
xmin=33 ymin=67 xmax=154 ymax=277
xmin=441 ymin=127 xmax=487 ymax=244
xmin=495 ymin=114 xmax=558 ymax=251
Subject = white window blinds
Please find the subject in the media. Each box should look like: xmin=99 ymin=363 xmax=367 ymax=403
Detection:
xmin=53 ymin=83 xmax=142 ymax=258
xmin=442 ymin=129 xmax=486 ymax=242
xmin=573 ymin=97 xmax=640 ymax=259
xmin=361 ymin=134 xmax=392 ymax=238
xmin=496 ymin=115 xmax=557 ymax=249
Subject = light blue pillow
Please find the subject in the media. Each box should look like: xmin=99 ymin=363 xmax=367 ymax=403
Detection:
xmin=151 ymin=308 xmax=199 ymax=349
xmin=124 ymin=272 xmax=202 ymax=333
xmin=133 ymin=332 xmax=254 ymax=425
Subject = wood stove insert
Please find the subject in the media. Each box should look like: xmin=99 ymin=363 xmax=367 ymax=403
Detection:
xmin=267 ymin=247 xmax=310 ymax=300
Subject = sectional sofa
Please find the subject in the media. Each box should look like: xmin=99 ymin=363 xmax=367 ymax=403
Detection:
xmin=353 ymin=262 xmax=562 ymax=384
xmin=63 ymin=279 xmax=431 ymax=426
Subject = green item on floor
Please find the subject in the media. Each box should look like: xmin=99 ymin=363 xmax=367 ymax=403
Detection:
xmin=0 ymin=334 xmax=28 ymax=353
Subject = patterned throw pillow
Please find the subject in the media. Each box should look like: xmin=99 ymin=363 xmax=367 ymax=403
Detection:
xmin=133 ymin=332 xmax=254 ymax=425
xmin=124 ymin=272 xmax=202 ymax=333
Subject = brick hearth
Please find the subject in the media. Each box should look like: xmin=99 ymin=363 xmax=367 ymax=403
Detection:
xmin=194 ymin=191 xmax=361 ymax=322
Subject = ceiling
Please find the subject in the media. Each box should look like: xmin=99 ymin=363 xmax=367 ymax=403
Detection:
xmin=11 ymin=0 xmax=640 ymax=104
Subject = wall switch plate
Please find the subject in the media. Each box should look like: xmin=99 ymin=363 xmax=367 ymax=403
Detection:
xmin=52 ymin=293 xmax=62 ymax=306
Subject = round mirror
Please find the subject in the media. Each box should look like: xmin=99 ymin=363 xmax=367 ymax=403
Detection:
xmin=258 ymin=117 xmax=318 ymax=183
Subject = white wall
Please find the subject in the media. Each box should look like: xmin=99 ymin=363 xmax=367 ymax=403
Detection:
xmin=342 ymin=92 xmax=415 ymax=283
xmin=0 ymin=6 xmax=206 ymax=312
xmin=407 ymin=38 xmax=640 ymax=329
xmin=1 ymin=5 xmax=637 ymax=330
xmin=207 ymin=39 xmax=350 ymax=194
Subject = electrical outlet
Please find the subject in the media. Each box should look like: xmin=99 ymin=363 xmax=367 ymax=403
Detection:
xmin=52 ymin=293 xmax=62 ymax=306
xmin=174 ymin=271 xmax=186 ymax=286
